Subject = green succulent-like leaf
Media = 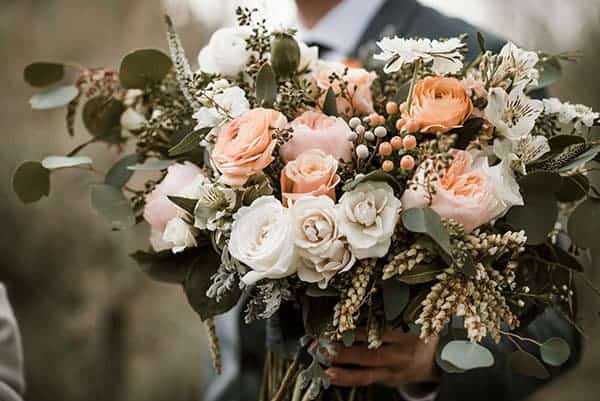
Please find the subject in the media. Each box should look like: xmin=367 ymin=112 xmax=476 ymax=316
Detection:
xmin=12 ymin=161 xmax=51 ymax=204
xmin=256 ymin=63 xmax=277 ymax=107
xmin=41 ymin=155 xmax=92 ymax=170
xmin=29 ymin=85 xmax=79 ymax=110
xmin=401 ymin=208 xmax=452 ymax=256
xmin=184 ymin=250 xmax=242 ymax=321
xmin=440 ymin=340 xmax=494 ymax=370
xmin=540 ymin=337 xmax=571 ymax=367
xmin=119 ymin=48 xmax=173 ymax=89
xmin=168 ymin=127 xmax=210 ymax=156
xmin=568 ymin=197 xmax=600 ymax=249
xmin=82 ymin=96 xmax=125 ymax=138
xmin=24 ymin=62 xmax=65 ymax=87
xmin=397 ymin=264 xmax=444 ymax=285
xmin=382 ymin=279 xmax=409 ymax=321
xmin=509 ymin=350 xmax=550 ymax=379
xmin=323 ymin=87 xmax=338 ymax=116
xmin=90 ymin=184 xmax=136 ymax=230
xmin=105 ymin=154 xmax=139 ymax=188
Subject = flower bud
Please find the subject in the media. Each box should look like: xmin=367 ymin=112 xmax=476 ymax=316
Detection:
xmin=270 ymin=32 xmax=300 ymax=78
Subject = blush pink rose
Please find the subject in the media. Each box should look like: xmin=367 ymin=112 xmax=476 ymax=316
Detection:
xmin=212 ymin=108 xmax=287 ymax=187
xmin=315 ymin=62 xmax=376 ymax=116
xmin=143 ymin=162 xmax=204 ymax=251
xmin=401 ymin=150 xmax=508 ymax=233
xmin=280 ymin=149 xmax=340 ymax=206
xmin=280 ymin=111 xmax=354 ymax=163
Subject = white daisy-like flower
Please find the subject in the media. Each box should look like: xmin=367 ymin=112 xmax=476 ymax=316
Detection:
xmin=485 ymin=85 xmax=543 ymax=140
xmin=496 ymin=42 xmax=540 ymax=88
xmin=373 ymin=36 xmax=465 ymax=75
xmin=493 ymin=135 xmax=550 ymax=174
xmin=542 ymin=98 xmax=599 ymax=131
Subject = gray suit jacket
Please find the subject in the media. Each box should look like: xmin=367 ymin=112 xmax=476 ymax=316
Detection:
xmin=0 ymin=285 xmax=25 ymax=401
xmin=206 ymin=1 xmax=581 ymax=400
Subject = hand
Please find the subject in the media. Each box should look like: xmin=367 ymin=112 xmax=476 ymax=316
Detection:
xmin=326 ymin=329 xmax=439 ymax=388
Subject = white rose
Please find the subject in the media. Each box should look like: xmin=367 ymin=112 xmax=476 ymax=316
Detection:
xmin=338 ymin=181 xmax=402 ymax=259
xmin=162 ymin=217 xmax=198 ymax=254
xmin=291 ymin=196 xmax=355 ymax=288
xmin=193 ymin=86 xmax=250 ymax=130
xmin=229 ymin=196 xmax=297 ymax=285
xmin=198 ymin=26 xmax=252 ymax=76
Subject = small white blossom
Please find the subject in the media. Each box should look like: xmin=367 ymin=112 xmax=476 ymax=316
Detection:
xmin=162 ymin=217 xmax=198 ymax=253
xmin=373 ymin=36 xmax=465 ymax=75
xmin=493 ymin=135 xmax=550 ymax=174
xmin=485 ymin=85 xmax=543 ymax=140
xmin=192 ymin=85 xmax=250 ymax=131
xmin=542 ymin=98 xmax=599 ymax=131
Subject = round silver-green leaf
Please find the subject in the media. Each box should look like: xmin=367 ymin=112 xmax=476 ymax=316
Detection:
xmin=24 ymin=62 xmax=65 ymax=87
xmin=119 ymin=49 xmax=173 ymax=89
xmin=540 ymin=337 xmax=571 ymax=367
xmin=508 ymin=350 xmax=550 ymax=379
xmin=13 ymin=161 xmax=51 ymax=204
xmin=41 ymin=155 xmax=92 ymax=170
xmin=440 ymin=340 xmax=494 ymax=370
xmin=29 ymin=85 xmax=79 ymax=110
xmin=127 ymin=159 xmax=175 ymax=171
xmin=90 ymin=184 xmax=136 ymax=230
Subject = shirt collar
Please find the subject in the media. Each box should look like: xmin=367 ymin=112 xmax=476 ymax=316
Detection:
xmin=297 ymin=0 xmax=386 ymax=59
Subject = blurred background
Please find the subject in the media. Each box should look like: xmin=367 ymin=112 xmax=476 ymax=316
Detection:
xmin=1 ymin=1 xmax=599 ymax=400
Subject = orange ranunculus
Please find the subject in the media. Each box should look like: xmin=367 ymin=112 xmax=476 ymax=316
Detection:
xmin=398 ymin=77 xmax=473 ymax=134
xmin=280 ymin=149 xmax=340 ymax=206
xmin=212 ymin=108 xmax=287 ymax=187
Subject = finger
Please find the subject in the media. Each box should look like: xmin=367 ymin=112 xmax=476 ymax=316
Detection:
xmin=333 ymin=343 xmax=413 ymax=368
xmin=352 ymin=328 xmax=418 ymax=344
xmin=326 ymin=367 xmax=393 ymax=387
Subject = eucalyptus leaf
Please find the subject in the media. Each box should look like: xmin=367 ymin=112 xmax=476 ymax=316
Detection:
xmin=342 ymin=170 xmax=403 ymax=193
xmin=509 ymin=350 xmax=550 ymax=379
xmin=568 ymin=197 xmax=600 ymax=249
xmin=12 ymin=161 xmax=51 ymax=204
xmin=323 ymin=87 xmax=338 ymax=116
xmin=382 ymin=280 xmax=409 ymax=321
xmin=402 ymin=290 xmax=428 ymax=324
xmin=167 ymin=196 xmax=197 ymax=215
xmin=29 ymin=85 xmax=79 ymax=110
xmin=435 ymin=335 xmax=466 ymax=374
xmin=131 ymin=249 xmax=196 ymax=284
xmin=184 ymin=249 xmax=242 ymax=321
xmin=540 ymin=337 xmax=571 ymax=367
xmin=120 ymin=48 xmax=173 ymax=89
xmin=105 ymin=154 xmax=139 ymax=188
xmin=531 ymin=57 xmax=562 ymax=91
xmin=440 ymin=340 xmax=494 ymax=370
xmin=401 ymin=208 xmax=452 ymax=255
xmin=255 ymin=63 xmax=277 ymax=107
xmin=24 ymin=62 xmax=65 ymax=87
xmin=556 ymin=174 xmax=589 ymax=203
xmin=41 ymin=155 xmax=92 ymax=170
xmin=397 ymin=264 xmax=444 ymax=285
xmin=90 ymin=184 xmax=136 ymax=230
xmin=82 ymin=96 xmax=125 ymax=137
xmin=168 ymin=128 xmax=210 ymax=156
xmin=127 ymin=159 xmax=175 ymax=171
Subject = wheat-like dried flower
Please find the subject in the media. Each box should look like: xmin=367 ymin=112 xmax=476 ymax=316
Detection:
xmin=382 ymin=242 xmax=435 ymax=280
xmin=333 ymin=259 xmax=374 ymax=338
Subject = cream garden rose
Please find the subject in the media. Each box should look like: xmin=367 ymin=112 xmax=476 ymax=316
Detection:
xmin=229 ymin=196 xmax=297 ymax=285
xmin=291 ymin=196 xmax=355 ymax=288
xmin=338 ymin=181 xmax=402 ymax=259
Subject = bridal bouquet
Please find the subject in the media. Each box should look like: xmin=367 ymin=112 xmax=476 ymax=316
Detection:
xmin=14 ymin=7 xmax=600 ymax=400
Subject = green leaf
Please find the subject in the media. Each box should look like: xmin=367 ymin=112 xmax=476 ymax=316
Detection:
xmin=302 ymin=296 xmax=337 ymax=336
xmin=341 ymin=330 xmax=355 ymax=347
xmin=402 ymin=289 xmax=428 ymax=324
xmin=90 ymin=184 xmax=136 ymax=230
xmin=556 ymin=174 xmax=589 ymax=203
xmin=127 ymin=159 xmax=175 ymax=171
xmin=119 ymin=48 xmax=173 ymax=89
xmin=184 ymin=250 xmax=241 ymax=321
xmin=568 ymin=197 xmax=600 ymax=249
xmin=168 ymin=128 xmax=210 ymax=156
xmin=41 ymin=155 xmax=92 ymax=170
xmin=24 ymin=62 xmax=65 ymax=87
xmin=167 ymin=195 xmax=197 ymax=215
xmin=105 ymin=154 xmax=139 ymax=188
xmin=255 ymin=63 xmax=277 ymax=107
xmin=440 ymin=340 xmax=494 ymax=370
xmin=130 ymin=249 xmax=195 ymax=284
xmin=402 ymin=208 xmax=452 ymax=255
xmin=305 ymin=286 xmax=339 ymax=298
xmin=397 ymin=264 xmax=444 ymax=285
xmin=12 ymin=161 xmax=51 ymax=204
xmin=540 ymin=337 xmax=571 ymax=367
xmin=532 ymin=57 xmax=562 ymax=91
xmin=382 ymin=280 xmax=409 ymax=321
xmin=323 ymin=87 xmax=338 ymax=116
xmin=342 ymin=170 xmax=403 ymax=193
xmin=557 ymin=144 xmax=600 ymax=172
xmin=476 ymin=32 xmax=486 ymax=53
xmin=29 ymin=85 xmax=79 ymax=110
xmin=506 ymin=172 xmax=560 ymax=245
xmin=453 ymin=118 xmax=485 ymax=150
xmin=509 ymin=350 xmax=550 ymax=379
xmin=82 ymin=96 xmax=125 ymax=137
xmin=436 ymin=335 xmax=466 ymax=374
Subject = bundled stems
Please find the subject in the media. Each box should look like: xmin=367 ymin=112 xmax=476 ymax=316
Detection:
xmin=205 ymin=318 xmax=222 ymax=375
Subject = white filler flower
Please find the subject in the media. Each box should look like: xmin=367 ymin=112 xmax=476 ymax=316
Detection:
xmin=229 ymin=196 xmax=297 ymax=285
xmin=338 ymin=181 xmax=402 ymax=259
xmin=486 ymin=85 xmax=543 ymax=140
xmin=192 ymin=85 xmax=250 ymax=130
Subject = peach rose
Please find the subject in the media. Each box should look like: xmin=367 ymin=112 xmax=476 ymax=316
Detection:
xmin=315 ymin=61 xmax=376 ymax=116
xmin=212 ymin=108 xmax=287 ymax=187
xmin=280 ymin=111 xmax=354 ymax=163
xmin=398 ymin=77 xmax=473 ymax=134
xmin=280 ymin=149 xmax=340 ymax=206
xmin=401 ymin=150 xmax=523 ymax=233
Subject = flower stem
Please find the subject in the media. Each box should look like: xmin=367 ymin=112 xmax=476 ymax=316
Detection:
xmin=406 ymin=60 xmax=422 ymax=116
